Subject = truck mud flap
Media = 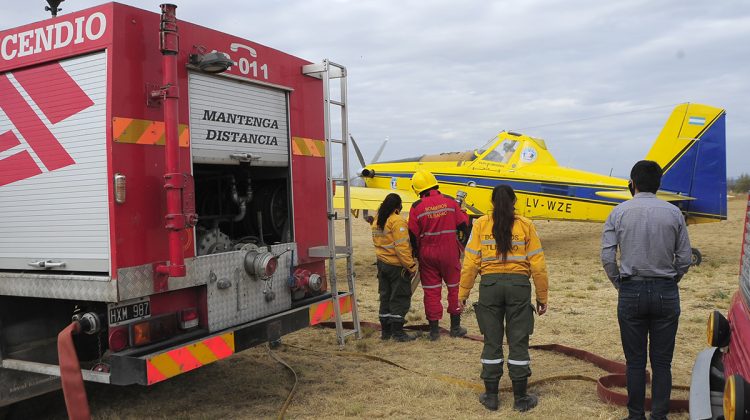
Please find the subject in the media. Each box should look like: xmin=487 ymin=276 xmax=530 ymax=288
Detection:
xmin=109 ymin=293 xmax=352 ymax=386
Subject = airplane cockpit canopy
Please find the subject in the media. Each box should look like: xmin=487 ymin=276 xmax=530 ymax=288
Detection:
xmin=476 ymin=137 xmax=520 ymax=165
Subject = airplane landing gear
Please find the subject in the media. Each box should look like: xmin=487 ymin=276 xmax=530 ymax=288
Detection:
xmin=691 ymin=247 xmax=702 ymax=266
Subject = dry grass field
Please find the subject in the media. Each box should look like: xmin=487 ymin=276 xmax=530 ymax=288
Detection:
xmin=25 ymin=196 xmax=747 ymax=420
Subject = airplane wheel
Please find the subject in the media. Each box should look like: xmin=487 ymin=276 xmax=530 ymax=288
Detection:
xmin=691 ymin=248 xmax=702 ymax=266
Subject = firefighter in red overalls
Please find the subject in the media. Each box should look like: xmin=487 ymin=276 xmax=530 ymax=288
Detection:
xmin=408 ymin=170 xmax=471 ymax=341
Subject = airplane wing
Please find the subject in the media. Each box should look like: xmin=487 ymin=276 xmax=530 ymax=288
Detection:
xmin=594 ymin=190 xmax=696 ymax=202
xmin=335 ymin=186 xmax=484 ymax=218
xmin=333 ymin=187 xmax=419 ymax=212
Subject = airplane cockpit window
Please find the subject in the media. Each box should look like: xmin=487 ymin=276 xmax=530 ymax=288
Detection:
xmin=482 ymin=139 xmax=519 ymax=164
xmin=476 ymin=137 xmax=498 ymax=155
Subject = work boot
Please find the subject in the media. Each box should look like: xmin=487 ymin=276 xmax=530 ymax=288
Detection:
xmin=429 ymin=320 xmax=440 ymax=341
xmin=391 ymin=321 xmax=416 ymax=342
xmin=479 ymin=380 xmax=499 ymax=411
xmin=380 ymin=319 xmax=391 ymax=340
xmin=450 ymin=314 xmax=468 ymax=337
xmin=512 ymin=379 xmax=538 ymax=412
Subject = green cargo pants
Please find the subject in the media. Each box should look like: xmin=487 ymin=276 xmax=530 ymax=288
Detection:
xmin=377 ymin=261 xmax=413 ymax=325
xmin=474 ymin=273 xmax=535 ymax=381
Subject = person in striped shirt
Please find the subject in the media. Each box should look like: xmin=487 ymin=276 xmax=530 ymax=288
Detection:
xmin=459 ymin=184 xmax=549 ymax=412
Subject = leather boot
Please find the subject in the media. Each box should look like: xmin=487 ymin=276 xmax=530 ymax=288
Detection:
xmin=512 ymin=379 xmax=538 ymax=412
xmin=479 ymin=380 xmax=499 ymax=411
xmin=380 ymin=319 xmax=391 ymax=340
xmin=449 ymin=314 xmax=467 ymax=337
xmin=429 ymin=320 xmax=440 ymax=341
xmin=391 ymin=321 xmax=416 ymax=342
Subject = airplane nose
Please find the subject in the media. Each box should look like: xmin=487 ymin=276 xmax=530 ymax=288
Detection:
xmin=361 ymin=168 xmax=375 ymax=178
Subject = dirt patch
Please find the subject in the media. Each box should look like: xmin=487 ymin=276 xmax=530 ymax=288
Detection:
xmin=36 ymin=197 xmax=746 ymax=419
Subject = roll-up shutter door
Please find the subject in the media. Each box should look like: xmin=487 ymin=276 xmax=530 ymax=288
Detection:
xmin=188 ymin=73 xmax=289 ymax=167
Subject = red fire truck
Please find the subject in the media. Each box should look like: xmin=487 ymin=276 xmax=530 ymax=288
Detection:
xmin=0 ymin=2 xmax=360 ymax=411
xmin=690 ymin=193 xmax=750 ymax=420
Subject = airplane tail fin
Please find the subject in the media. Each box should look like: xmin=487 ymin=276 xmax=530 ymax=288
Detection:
xmin=644 ymin=103 xmax=727 ymax=222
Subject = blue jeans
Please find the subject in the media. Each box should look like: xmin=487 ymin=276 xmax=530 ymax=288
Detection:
xmin=617 ymin=279 xmax=680 ymax=420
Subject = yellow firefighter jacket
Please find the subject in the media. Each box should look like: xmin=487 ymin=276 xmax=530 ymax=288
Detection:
xmin=372 ymin=212 xmax=417 ymax=271
xmin=459 ymin=214 xmax=548 ymax=304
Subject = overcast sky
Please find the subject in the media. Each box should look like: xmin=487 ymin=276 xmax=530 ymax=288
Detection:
xmin=3 ymin=0 xmax=748 ymax=177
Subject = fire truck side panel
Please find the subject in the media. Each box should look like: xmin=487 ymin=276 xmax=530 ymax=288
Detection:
xmin=0 ymin=51 xmax=110 ymax=273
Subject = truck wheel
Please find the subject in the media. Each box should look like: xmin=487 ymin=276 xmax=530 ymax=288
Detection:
xmin=692 ymin=248 xmax=703 ymax=266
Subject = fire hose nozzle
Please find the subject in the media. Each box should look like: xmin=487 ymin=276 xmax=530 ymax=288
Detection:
xmin=72 ymin=312 xmax=102 ymax=335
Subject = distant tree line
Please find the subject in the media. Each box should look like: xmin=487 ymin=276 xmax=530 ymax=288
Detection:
xmin=728 ymin=174 xmax=750 ymax=193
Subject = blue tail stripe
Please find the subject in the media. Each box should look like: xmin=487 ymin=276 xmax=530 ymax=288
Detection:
xmin=661 ymin=113 xmax=727 ymax=218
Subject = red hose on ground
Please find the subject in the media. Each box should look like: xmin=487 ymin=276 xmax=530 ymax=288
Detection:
xmin=57 ymin=322 xmax=91 ymax=420
xmin=320 ymin=320 xmax=689 ymax=412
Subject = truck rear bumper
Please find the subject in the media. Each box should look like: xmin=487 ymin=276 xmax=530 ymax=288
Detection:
xmin=1 ymin=293 xmax=352 ymax=391
xmin=111 ymin=292 xmax=352 ymax=385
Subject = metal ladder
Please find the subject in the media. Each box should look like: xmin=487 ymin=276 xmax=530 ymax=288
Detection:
xmin=302 ymin=59 xmax=361 ymax=347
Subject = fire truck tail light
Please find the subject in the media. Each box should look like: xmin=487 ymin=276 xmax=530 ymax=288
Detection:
xmin=132 ymin=322 xmax=150 ymax=346
xmin=131 ymin=314 xmax=179 ymax=347
xmin=114 ymin=173 xmax=126 ymax=204
xmin=180 ymin=308 xmax=199 ymax=329
xmin=108 ymin=327 xmax=129 ymax=352
xmin=707 ymin=310 xmax=730 ymax=347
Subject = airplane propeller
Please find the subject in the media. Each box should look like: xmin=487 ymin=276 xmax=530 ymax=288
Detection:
xmin=350 ymin=134 xmax=367 ymax=169
xmin=371 ymin=139 xmax=388 ymax=164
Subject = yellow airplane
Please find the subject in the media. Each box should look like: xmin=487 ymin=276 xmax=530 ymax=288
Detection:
xmin=338 ymin=103 xmax=727 ymax=263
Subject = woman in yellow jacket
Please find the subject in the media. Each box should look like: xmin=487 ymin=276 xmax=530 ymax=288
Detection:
xmin=372 ymin=193 xmax=418 ymax=342
xmin=458 ymin=185 xmax=549 ymax=412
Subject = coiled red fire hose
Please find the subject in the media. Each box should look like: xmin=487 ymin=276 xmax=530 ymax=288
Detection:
xmin=321 ymin=321 xmax=689 ymax=412
xmin=57 ymin=321 xmax=91 ymax=420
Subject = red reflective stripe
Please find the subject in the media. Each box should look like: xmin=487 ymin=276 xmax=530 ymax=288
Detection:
xmin=146 ymin=360 xmax=168 ymax=385
xmin=167 ymin=347 xmax=203 ymax=372
xmin=0 ymin=74 xmax=74 ymax=171
xmin=12 ymin=62 xmax=94 ymax=125
xmin=0 ymin=151 xmax=42 ymax=187
xmin=311 ymin=301 xmax=331 ymax=325
xmin=0 ymin=130 xmax=20 ymax=153
xmin=202 ymin=335 xmax=233 ymax=359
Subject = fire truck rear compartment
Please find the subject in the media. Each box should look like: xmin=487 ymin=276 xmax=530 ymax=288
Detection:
xmin=192 ymin=164 xmax=291 ymax=255
xmin=0 ymin=297 xmax=106 ymax=365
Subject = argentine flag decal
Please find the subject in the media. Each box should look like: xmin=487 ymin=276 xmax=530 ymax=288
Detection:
xmin=688 ymin=116 xmax=706 ymax=126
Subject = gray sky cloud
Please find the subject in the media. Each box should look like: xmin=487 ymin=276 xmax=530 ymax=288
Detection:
xmin=2 ymin=0 xmax=747 ymax=177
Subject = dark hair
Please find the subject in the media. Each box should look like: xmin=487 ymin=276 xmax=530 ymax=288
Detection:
xmin=630 ymin=160 xmax=663 ymax=194
xmin=491 ymin=185 xmax=517 ymax=261
xmin=376 ymin=193 xmax=403 ymax=230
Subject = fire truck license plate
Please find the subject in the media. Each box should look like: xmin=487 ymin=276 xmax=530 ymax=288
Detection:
xmin=108 ymin=298 xmax=150 ymax=326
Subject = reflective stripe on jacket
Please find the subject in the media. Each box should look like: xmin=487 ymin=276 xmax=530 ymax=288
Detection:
xmin=372 ymin=212 xmax=417 ymax=270
xmin=458 ymin=214 xmax=549 ymax=304
xmin=408 ymin=190 xmax=469 ymax=250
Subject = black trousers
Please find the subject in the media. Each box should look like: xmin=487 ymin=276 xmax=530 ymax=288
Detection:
xmin=618 ymin=279 xmax=680 ymax=420
xmin=377 ymin=261 xmax=412 ymax=324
